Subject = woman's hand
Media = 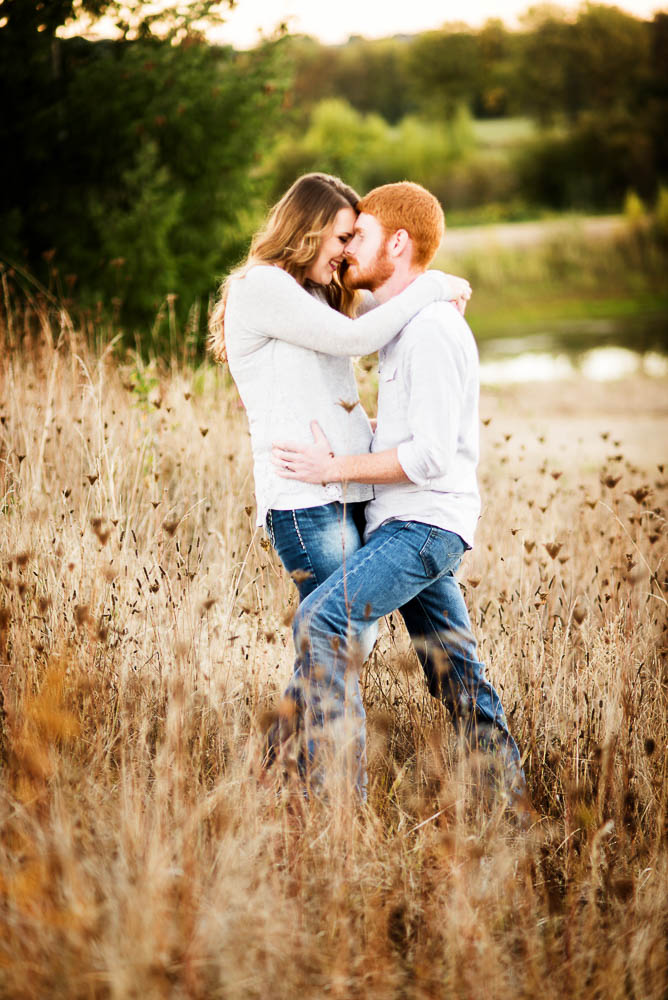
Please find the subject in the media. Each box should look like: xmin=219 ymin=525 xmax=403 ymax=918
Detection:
xmin=272 ymin=421 xmax=339 ymax=484
xmin=426 ymin=270 xmax=472 ymax=312
xmin=452 ymin=294 xmax=469 ymax=316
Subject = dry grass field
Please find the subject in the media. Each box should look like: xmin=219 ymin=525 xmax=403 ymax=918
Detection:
xmin=0 ymin=307 xmax=667 ymax=999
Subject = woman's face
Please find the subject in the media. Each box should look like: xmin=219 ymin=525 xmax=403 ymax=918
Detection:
xmin=304 ymin=206 xmax=357 ymax=285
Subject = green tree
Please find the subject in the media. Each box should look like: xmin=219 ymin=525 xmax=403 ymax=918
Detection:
xmin=0 ymin=1 xmax=289 ymax=346
xmin=406 ymin=28 xmax=482 ymax=121
xmin=263 ymin=99 xmax=475 ymax=204
xmin=513 ymin=5 xmax=664 ymax=209
xmin=516 ymin=4 xmax=649 ymax=125
xmin=285 ymin=35 xmax=414 ymax=125
xmin=475 ymin=20 xmax=522 ymax=117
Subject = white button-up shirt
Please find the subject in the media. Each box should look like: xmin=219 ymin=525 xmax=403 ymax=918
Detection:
xmin=365 ymin=301 xmax=481 ymax=547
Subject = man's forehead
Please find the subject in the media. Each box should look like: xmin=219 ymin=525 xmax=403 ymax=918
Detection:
xmin=354 ymin=212 xmax=382 ymax=234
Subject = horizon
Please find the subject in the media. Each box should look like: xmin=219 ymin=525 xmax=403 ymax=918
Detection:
xmin=211 ymin=0 xmax=664 ymax=47
xmin=60 ymin=0 xmax=666 ymax=47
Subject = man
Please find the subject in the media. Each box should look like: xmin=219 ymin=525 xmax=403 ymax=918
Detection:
xmin=272 ymin=181 xmax=524 ymax=802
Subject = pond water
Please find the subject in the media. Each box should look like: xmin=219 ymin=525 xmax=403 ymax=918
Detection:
xmin=477 ymin=314 xmax=668 ymax=384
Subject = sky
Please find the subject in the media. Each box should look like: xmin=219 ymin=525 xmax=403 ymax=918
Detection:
xmin=210 ymin=0 xmax=664 ymax=47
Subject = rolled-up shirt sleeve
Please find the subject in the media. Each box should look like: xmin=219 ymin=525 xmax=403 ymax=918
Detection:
xmin=396 ymin=320 xmax=467 ymax=487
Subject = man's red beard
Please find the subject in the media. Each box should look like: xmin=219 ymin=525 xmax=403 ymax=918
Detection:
xmin=342 ymin=242 xmax=393 ymax=292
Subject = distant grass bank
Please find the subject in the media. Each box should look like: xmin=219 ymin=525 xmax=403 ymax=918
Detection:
xmin=467 ymin=294 xmax=668 ymax=344
xmin=437 ymin=221 xmax=668 ymax=346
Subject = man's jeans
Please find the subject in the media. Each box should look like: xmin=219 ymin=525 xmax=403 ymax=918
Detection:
xmin=290 ymin=519 xmax=524 ymax=797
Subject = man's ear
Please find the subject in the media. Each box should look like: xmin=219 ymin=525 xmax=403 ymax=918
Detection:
xmin=388 ymin=228 xmax=411 ymax=258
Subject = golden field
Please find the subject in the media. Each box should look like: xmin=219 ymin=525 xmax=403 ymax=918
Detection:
xmin=0 ymin=311 xmax=666 ymax=999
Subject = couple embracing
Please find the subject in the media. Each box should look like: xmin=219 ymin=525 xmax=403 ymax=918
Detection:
xmin=209 ymin=173 xmax=526 ymax=808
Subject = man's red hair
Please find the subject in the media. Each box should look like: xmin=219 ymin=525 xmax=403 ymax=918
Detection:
xmin=357 ymin=181 xmax=445 ymax=269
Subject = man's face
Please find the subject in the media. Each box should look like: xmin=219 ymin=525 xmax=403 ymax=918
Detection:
xmin=343 ymin=212 xmax=394 ymax=292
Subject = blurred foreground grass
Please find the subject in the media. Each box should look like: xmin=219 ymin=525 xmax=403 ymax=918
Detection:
xmin=0 ymin=297 xmax=666 ymax=997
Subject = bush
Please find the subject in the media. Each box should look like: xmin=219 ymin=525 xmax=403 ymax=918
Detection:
xmin=515 ymin=112 xmax=660 ymax=211
xmin=0 ymin=27 xmax=289 ymax=347
xmin=264 ymin=99 xmax=477 ymax=203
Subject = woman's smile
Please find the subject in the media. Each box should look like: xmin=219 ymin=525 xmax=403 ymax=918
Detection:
xmin=304 ymin=206 xmax=357 ymax=286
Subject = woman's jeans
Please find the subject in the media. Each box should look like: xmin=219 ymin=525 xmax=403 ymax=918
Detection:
xmin=266 ymin=501 xmax=369 ymax=602
xmin=290 ymin=519 xmax=525 ymax=800
xmin=265 ymin=501 xmax=378 ymax=766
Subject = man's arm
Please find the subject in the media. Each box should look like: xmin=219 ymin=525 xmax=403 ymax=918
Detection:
xmin=272 ymin=422 xmax=410 ymax=485
xmin=395 ymin=320 xmax=467 ymax=486
xmin=272 ymin=310 xmax=470 ymax=487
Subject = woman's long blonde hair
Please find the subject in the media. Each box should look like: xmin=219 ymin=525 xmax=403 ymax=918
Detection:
xmin=208 ymin=173 xmax=361 ymax=363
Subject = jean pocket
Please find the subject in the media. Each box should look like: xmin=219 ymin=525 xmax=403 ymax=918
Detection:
xmin=418 ymin=527 xmax=465 ymax=579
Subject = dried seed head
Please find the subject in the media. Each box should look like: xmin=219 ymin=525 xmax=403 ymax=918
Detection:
xmin=628 ymin=486 xmax=651 ymax=505
xmin=572 ymin=604 xmax=587 ymax=625
xmin=74 ymin=604 xmax=90 ymax=626
xmin=337 ymin=398 xmax=359 ymax=414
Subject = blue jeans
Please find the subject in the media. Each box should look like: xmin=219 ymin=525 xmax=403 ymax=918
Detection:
xmin=291 ymin=519 xmax=524 ymax=798
xmin=266 ymin=501 xmax=369 ymax=602
xmin=265 ymin=501 xmax=378 ymax=766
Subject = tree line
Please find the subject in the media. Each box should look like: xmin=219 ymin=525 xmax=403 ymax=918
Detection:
xmin=1 ymin=1 xmax=666 ymax=347
xmin=0 ymin=0 xmax=288 ymax=345
xmin=285 ymin=7 xmax=667 ymax=208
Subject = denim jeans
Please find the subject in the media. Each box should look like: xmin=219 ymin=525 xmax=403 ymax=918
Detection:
xmin=266 ymin=501 xmax=369 ymax=602
xmin=290 ymin=519 xmax=524 ymax=798
xmin=265 ymin=501 xmax=378 ymax=766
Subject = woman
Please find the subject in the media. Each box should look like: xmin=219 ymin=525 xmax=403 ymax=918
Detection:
xmin=208 ymin=172 xmax=470 ymax=603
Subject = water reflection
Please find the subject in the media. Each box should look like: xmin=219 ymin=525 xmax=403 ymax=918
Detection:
xmin=479 ymin=347 xmax=668 ymax=384
xmin=478 ymin=314 xmax=668 ymax=384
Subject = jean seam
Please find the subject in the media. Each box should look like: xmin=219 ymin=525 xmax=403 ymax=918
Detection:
xmin=298 ymin=506 xmax=330 ymax=588
xmin=269 ymin=508 xmax=318 ymax=593
xmin=266 ymin=510 xmax=276 ymax=548
xmin=418 ymin=527 xmax=439 ymax=578
xmin=291 ymin=509 xmax=307 ymax=552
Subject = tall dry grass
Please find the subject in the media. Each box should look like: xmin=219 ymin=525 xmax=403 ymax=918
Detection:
xmin=0 ymin=293 xmax=666 ymax=999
